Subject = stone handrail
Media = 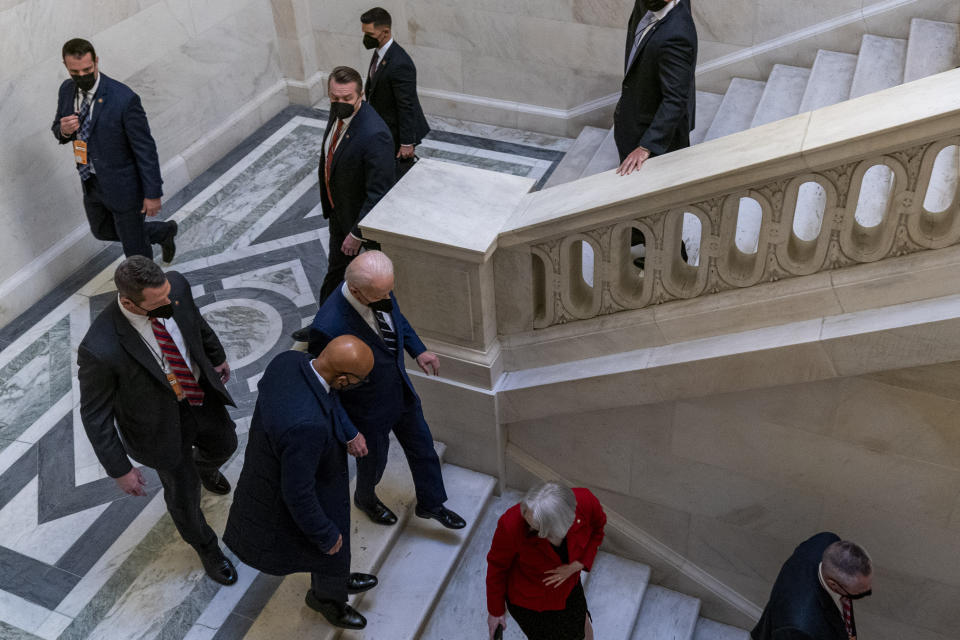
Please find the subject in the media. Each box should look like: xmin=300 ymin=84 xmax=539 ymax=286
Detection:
xmin=497 ymin=68 xmax=960 ymax=329
xmin=361 ymin=68 xmax=960 ymax=362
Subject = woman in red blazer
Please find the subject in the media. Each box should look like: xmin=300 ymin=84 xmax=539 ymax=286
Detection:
xmin=486 ymin=483 xmax=606 ymax=640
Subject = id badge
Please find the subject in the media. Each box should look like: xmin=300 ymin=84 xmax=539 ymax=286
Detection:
xmin=73 ymin=140 xmax=88 ymax=165
xmin=166 ymin=372 xmax=185 ymax=400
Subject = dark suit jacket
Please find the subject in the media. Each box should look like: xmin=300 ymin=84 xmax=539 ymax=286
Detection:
xmin=77 ymin=271 xmax=234 ymax=478
xmin=752 ymin=532 xmax=850 ymax=640
xmin=317 ymin=102 xmax=395 ymax=239
xmin=52 ymin=73 xmax=163 ymax=212
xmin=365 ymin=42 xmax=431 ymax=151
xmin=614 ymin=1 xmax=697 ymax=160
xmin=224 ymin=351 xmax=355 ymax=575
xmin=308 ymin=288 xmax=427 ymax=429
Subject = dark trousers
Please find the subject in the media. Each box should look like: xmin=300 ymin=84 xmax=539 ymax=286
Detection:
xmin=154 ymin=395 xmax=237 ymax=553
xmin=310 ymin=556 xmax=350 ymax=604
xmin=82 ymin=175 xmax=173 ymax=258
xmin=318 ymin=230 xmax=382 ymax=305
xmin=354 ymin=401 xmax=447 ymax=511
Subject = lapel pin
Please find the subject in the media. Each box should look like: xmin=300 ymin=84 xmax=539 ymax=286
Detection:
xmin=98 ymin=98 xmax=103 ymax=103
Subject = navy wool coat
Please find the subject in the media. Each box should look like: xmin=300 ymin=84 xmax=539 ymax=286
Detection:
xmin=224 ymin=351 xmax=357 ymax=576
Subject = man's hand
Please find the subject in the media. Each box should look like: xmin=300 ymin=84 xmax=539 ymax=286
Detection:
xmin=341 ymin=234 xmax=363 ymax=256
xmin=397 ymin=144 xmax=415 ymax=159
xmin=142 ymin=198 xmax=162 ymax=217
xmin=214 ymin=361 xmax=231 ymax=383
xmin=60 ymin=114 xmax=80 ymax=137
xmin=115 ymin=468 xmax=147 ymax=496
xmin=542 ymin=561 xmax=584 ymax=588
xmin=325 ymin=534 xmax=343 ymax=555
xmin=347 ymin=432 xmax=368 ymax=457
xmin=487 ymin=614 xmax=507 ymax=639
xmin=416 ymin=351 xmax=440 ymax=376
xmin=616 ymin=146 xmax=651 ymax=176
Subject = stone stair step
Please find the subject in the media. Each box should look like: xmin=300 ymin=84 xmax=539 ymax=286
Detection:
xmin=750 ymin=64 xmax=810 ymax=128
xmin=849 ymin=34 xmax=906 ymax=99
xmin=419 ymin=489 xmax=525 ymax=640
xmin=581 ymin=126 xmax=620 ymax=178
xmin=630 ymin=585 xmax=701 ymax=640
xmin=693 ymin=617 xmax=752 ymax=640
xmin=904 ymin=18 xmax=960 ymax=82
xmin=690 ymin=91 xmax=724 ymax=145
xmin=340 ymin=464 xmax=497 ymax=640
xmin=585 ymin=551 xmax=652 ymax=640
xmin=543 ymin=126 xmax=609 ymax=189
xmin=798 ymin=50 xmax=858 ymax=112
xmin=703 ymin=78 xmax=765 ymax=142
xmin=240 ymin=438 xmax=446 ymax=640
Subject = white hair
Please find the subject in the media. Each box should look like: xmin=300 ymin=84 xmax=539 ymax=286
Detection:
xmin=522 ymin=482 xmax=576 ymax=542
xmin=344 ymin=250 xmax=394 ymax=289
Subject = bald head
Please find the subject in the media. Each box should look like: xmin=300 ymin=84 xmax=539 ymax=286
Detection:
xmin=314 ymin=335 xmax=374 ymax=390
xmin=822 ymin=540 xmax=873 ymax=597
xmin=345 ymin=250 xmax=394 ymax=293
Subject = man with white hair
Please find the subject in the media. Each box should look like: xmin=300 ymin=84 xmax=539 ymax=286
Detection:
xmin=307 ymin=250 xmax=466 ymax=530
xmin=753 ymin=532 xmax=873 ymax=640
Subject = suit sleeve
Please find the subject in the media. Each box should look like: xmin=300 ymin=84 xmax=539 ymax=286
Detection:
xmin=77 ymin=345 xmax=133 ymax=478
xmin=396 ymin=308 xmax=427 ymax=359
xmin=576 ymin=490 xmax=607 ymax=571
xmin=637 ymin=32 xmax=696 ymax=157
xmin=391 ymin=59 xmax=422 ymax=146
xmin=174 ymin=273 xmax=227 ymax=367
xmin=277 ymin=422 xmax=341 ymax=552
xmin=352 ymin=130 xmax=396 ymax=237
xmin=773 ymin=630 xmax=817 ymax=640
xmin=52 ymin=86 xmax=74 ymax=144
xmin=122 ymin=94 xmax=164 ymax=199
xmin=486 ymin=515 xmax=517 ymax=617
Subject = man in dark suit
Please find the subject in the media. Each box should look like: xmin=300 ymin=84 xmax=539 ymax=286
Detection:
xmin=614 ymin=0 xmax=698 ymax=176
xmin=308 ymin=251 xmax=465 ymax=530
xmin=78 ymin=256 xmax=237 ymax=585
xmin=53 ymin=38 xmax=177 ymax=261
xmin=318 ymin=65 xmax=395 ymax=303
xmin=360 ymin=7 xmax=431 ymax=177
xmin=224 ymin=338 xmax=378 ymax=630
xmin=753 ymin=532 xmax=873 ymax=640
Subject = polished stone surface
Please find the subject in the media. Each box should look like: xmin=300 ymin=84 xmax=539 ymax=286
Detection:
xmin=0 ymin=107 xmax=569 ymax=639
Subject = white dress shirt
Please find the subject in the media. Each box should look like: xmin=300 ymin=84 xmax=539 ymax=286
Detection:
xmin=72 ymin=72 xmax=102 ymax=174
xmin=118 ymin=295 xmax=199 ymax=379
xmin=817 ymin=562 xmax=845 ymax=615
xmin=342 ymin=282 xmax=395 ymax=335
xmin=376 ymin=37 xmax=394 ymax=62
xmin=323 ymin=109 xmax=356 ymax=158
xmin=309 ymin=360 xmax=332 ymax=393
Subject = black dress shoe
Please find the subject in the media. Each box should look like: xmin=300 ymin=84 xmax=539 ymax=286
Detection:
xmin=291 ymin=327 xmax=311 ymax=342
xmin=354 ymin=496 xmax=398 ymax=525
xmin=199 ymin=470 xmax=231 ymax=495
xmin=415 ymin=504 xmax=466 ymax=530
xmin=304 ymin=591 xmax=367 ymax=629
xmin=198 ymin=547 xmax=237 ymax=585
xmin=347 ymin=572 xmax=378 ymax=594
xmin=160 ymin=220 xmax=178 ymax=264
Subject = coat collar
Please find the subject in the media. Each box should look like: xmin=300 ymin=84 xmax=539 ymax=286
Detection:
xmin=110 ymin=300 xmax=170 ymax=387
xmin=366 ymin=42 xmax=396 ymax=97
xmin=87 ymin=72 xmax=112 ymax=133
xmin=625 ymin=1 xmax=680 ymax=74
xmin=327 ymin=102 xmax=371 ymax=175
xmin=336 ymin=288 xmax=399 ymax=357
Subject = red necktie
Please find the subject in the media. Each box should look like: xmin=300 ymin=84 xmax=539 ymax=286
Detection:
xmin=324 ymin=119 xmax=345 ymax=208
xmin=841 ymin=596 xmax=854 ymax=639
xmin=151 ymin=319 xmax=205 ymax=406
xmin=368 ymin=51 xmax=380 ymax=80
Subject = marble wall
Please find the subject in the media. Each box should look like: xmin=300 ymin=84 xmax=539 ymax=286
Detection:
xmin=0 ymin=0 xmax=286 ymax=329
xmin=505 ymin=365 xmax=960 ymax=640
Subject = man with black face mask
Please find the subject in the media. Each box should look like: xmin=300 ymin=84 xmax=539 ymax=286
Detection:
xmin=614 ymin=0 xmax=698 ymax=176
xmin=753 ymin=532 xmax=873 ymax=640
xmin=77 ymin=256 xmax=239 ymax=587
xmin=52 ymin=38 xmax=178 ymax=261
xmin=307 ymin=251 xmax=467 ymax=532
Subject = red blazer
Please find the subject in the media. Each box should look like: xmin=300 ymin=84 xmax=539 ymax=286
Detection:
xmin=486 ymin=488 xmax=606 ymax=616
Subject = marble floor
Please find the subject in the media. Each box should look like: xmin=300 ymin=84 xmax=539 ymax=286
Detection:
xmin=0 ymin=105 xmax=572 ymax=640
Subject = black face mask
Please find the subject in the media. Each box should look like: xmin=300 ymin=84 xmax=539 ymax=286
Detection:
xmin=363 ymin=34 xmax=380 ymax=50
xmin=337 ymin=374 xmax=368 ymax=391
xmin=330 ymin=101 xmax=356 ymax=121
xmin=641 ymin=0 xmax=669 ymax=11
xmin=368 ymin=298 xmax=393 ymax=313
xmin=72 ymin=72 xmax=96 ymax=92
xmin=134 ymin=301 xmax=175 ymax=319
xmin=842 ymin=589 xmax=872 ymax=601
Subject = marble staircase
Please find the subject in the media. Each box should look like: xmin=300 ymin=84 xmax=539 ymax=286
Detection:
xmin=545 ymin=17 xmax=960 ymax=187
xmin=240 ymin=438 xmax=750 ymax=639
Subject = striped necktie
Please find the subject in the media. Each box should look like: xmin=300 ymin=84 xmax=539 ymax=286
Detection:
xmin=375 ymin=311 xmax=398 ymax=354
xmin=368 ymin=51 xmax=380 ymax=81
xmin=151 ymin=319 xmax=205 ymax=406
xmin=626 ymin=10 xmax=657 ymax=71
xmin=76 ymin=91 xmax=94 ymax=180
xmin=841 ymin=596 xmax=855 ymax=639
